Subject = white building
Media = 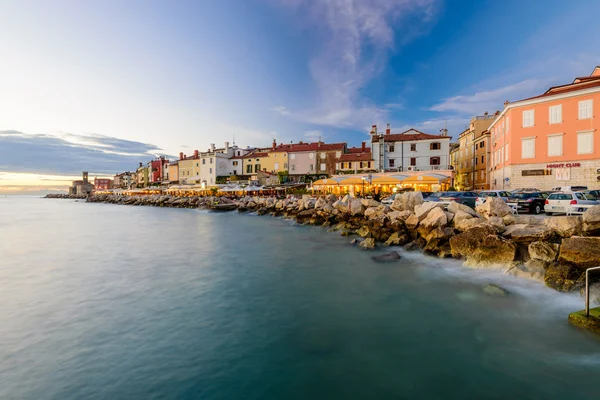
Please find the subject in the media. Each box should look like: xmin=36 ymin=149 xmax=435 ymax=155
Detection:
xmin=370 ymin=125 xmax=452 ymax=172
xmin=198 ymin=142 xmax=239 ymax=187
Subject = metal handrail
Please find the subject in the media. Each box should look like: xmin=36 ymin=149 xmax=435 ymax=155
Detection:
xmin=586 ymin=266 xmax=600 ymax=316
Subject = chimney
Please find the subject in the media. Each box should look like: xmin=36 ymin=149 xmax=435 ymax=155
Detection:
xmin=495 ymin=110 xmax=501 ymax=116
xmin=210 ymin=143 xmax=215 ymax=152
xmin=370 ymin=125 xmax=377 ymax=136
xmin=299 ymin=141 xmax=303 ymax=145
xmin=385 ymin=123 xmax=391 ymax=135
xmin=225 ymin=141 xmax=230 ymax=152
xmin=484 ymin=111 xmax=488 ymax=116
xmin=318 ymin=141 xmax=321 ymax=148
xmin=362 ymin=141 xmax=366 ymax=151
xmin=504 ymin=100 xmax=509 ymax=108
xmin=179 ymin=152 xmax=184 ymax=160
xmin=194 ymin=149 xmax=199 ymax=158
xmin=139 ymin=162 xmax=143 ymax=167
xmin=272 ymin=139 xmax=277 ymax=150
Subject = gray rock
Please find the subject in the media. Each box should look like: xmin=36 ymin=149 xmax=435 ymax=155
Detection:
xmin=483 ymin=284 xmax=510 ymax=296
xmin=476 ymin=197 xmax=513 ymax=219
xmin=448 ymin=201 xmax=479 ymax=217
xmin=359 ymin=238 xmax=376 ymax=250
xmin=528 ymin=241 xmax=559 ymax=263
xmin=414 ymin=202 xmax=444 ymax=222
xmin=544 ymin=216 xmax=583 ymax=237
xmin=371 ymin=251 xmax=402 ymax=262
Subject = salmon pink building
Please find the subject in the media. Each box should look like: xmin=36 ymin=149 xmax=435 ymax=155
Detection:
xmin=489 ymin=66 xmax=600 ymax=191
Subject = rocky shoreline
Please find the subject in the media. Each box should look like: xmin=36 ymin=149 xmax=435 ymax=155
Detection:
xmin=49 ymin=192 xmax=600 ymax=299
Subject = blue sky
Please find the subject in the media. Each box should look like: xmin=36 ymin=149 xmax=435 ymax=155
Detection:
xmin=2 ymin=0 xmax=600 ymax=190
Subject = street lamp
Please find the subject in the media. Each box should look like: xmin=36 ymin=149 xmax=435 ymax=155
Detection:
xmin=361 ymin=176 xmax=366 ymax=197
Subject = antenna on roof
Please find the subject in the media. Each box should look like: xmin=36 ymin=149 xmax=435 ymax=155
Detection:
xmin=232 ymin=135 xmax=236 ymax=146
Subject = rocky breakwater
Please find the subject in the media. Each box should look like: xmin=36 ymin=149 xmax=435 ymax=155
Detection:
xmin=44 ymin=193 xmax=87 ymax=199
xmin=86 ymin=192 xmax=600 ymax=297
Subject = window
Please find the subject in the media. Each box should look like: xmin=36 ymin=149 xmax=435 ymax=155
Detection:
xmin=256 ymin=159 xmax=260 ymax=162
xmin=309 ymin=153 xmax=314 ymax=159
xmin=506 ymin=116 xmax=510 ymax=133
xmin=233 ymin=170 xmax=237 ymax=175
xmin=196 ymin=172 xmax=199 ymax=175
xmin=579 ymin=100 xmax=593 ymax=119
xmin=320 ymin=163 xmax=326 ymax=170
xmin=430 ymin=157 xmax=440 ymax=165
xmin=359 ymin=162 xmax=364 ymax=169
xmin=522 ymin=110 xmax=535 ymax=127
xmin=320 ymin=153 xmax=326 ymax=159
xmin=290 ymin=154 xmax=296 ymax=160
xmin=521 ymin=137 xmax=535 ymax=159
xmin=202 ymin=159 xmax=206 ymax=165
xmin=430 ymin=142 xmax=441 ymax=150
xmin=309 ymin=164 xmax=314 ymax=171
xmin=389 ymin=159 xmax=395 ymax=167
xmin=274 ymin=162 xmax=279 ymax=170
xmin=475 ymin=157 xmax=478 ymax=165
xmin=549 ymin=105 xmax=562 ymax=124
xmin=410 ymin=144 xmax=416 ymax=151
xmin=196 ymin=163 xmax=199 ymax=167
xmin=367 ymin=162 xmax=371 ymax=168
xmin=209 ymin=168 xmax=212 ymax=173
xmin=246 ymin=165 xmax=252 ymax=173
xmin=233 ymin=161 xmax=238 ymax=166
xmin=237 ymin=151 xmax=240 ymax=156
xmin=577 ymin=131 xmax=594 ymax=154
xmin=255 ymin=164 xmax=260 ymax=173
xmin=505 ymin=143 xmax=509 ymax=161
xmin=410 ymin=157 xmax=416 ymax=166
xmin=481 ymin=155 xmax=484 ymax=163
xmin=480 ymin=141 xmax=484 ymax=148
xmin=547 ymin=134 xmax=563 ymax=156
xmin=291 ymin=164 xmax=295 ymax=171
xmin=336 ymin=151 xmax=341 ymax=158
xmin=210 ymin=158 xmax=213 ymax=164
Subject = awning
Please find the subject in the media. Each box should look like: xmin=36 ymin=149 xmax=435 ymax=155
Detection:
xmin=371 ymin=174 xmax=409 ymax=185
xmin=402 ymin=173 xmax=451 ymax=184
xmin=312 ymin=177 xmax=346 ymax=186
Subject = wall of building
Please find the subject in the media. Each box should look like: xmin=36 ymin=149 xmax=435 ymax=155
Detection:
xmin=289 ymin=151 xmax=316 ymax=175
xmin=374 ymin=138 xmax=451 ymax=171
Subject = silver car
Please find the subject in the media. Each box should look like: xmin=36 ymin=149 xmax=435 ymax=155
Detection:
xmin=544 ymin=191 xmax=599 ymax=216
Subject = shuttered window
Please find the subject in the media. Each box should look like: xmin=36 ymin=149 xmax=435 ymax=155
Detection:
xmin=521 ymin=137 xmax=535 ymax=159
xmin=549 ymin=105 xmax=562 ymax=124
xmin=577 ymin=131 xmax=594 ymax=154
xmin=522 ymin=110 xmax=535 ymax=127
xmin=547 ymin=134 xmax=563 ymax=156
xmin=579 ymin=100 xmax=593 ymax=119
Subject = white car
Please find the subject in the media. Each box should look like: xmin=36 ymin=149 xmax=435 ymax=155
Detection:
xmin=544 ymin=191 xmax=599 ymax=216
xmin=381 ymin=196 xmax=394 ymax=205
xmin=475 ymin=190 xmax=512 ymax=207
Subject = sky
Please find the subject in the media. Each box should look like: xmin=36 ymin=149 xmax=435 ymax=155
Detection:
xmin=2 ymin=0 xmax=600 ymax=193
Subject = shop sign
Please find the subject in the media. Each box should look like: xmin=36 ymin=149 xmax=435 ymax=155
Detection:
xmin=522 ymin=169 xmax=551 ymax=176
xmin=546 ymin=162 xmax=581 ymax=168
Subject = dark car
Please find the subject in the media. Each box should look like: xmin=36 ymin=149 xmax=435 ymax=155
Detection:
xmin=424 ymin=192 xmax=447 ymax=202
xmin=507 ymin=192 xmax=546 ymax=214
xmin=439 ymin=191 xmax=478 ymax=208
xmin=582 ymin=189 xmax=600 ymax=199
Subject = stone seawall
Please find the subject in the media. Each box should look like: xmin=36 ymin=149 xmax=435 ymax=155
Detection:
xmin=78 ymin=192 xmax=600 ymax=295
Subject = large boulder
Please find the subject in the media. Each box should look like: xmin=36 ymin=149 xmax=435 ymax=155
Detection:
xmin=582 ymin=205 xmax=600 ymax=234
xmin=361 ymin=198 xmax=380 ymax=208
xmin=544 ymin=216 xmax=583 ymax=238
xmin=419 ymin=207 xmax=448 ymax=232
xmin=448 ymin=201 xmax=479 ymax=217
xmin=476 ymin=197 xmax=513 ymax=219
xmin=544 ymin=263 xmax=585 ymax=292
xmin=314 ymin=197 xmax=326 ymax=210
xmin=364 ymin=207 xmax=379 ymax=220
xmin=505 ymin=261 xmax=546 ymax=283
xmin=528 ymin=241 xmax=559 ymax=263
xmin=514 ymin=215 xmax=543 ymax=225
xmin=384 ymin=232 xmax=409 ymax=246
xmin=454 ymin=217 xmax=486 ymax=232
xmin=390 ymin=191 xmax=424 ymax=212
xmin=371 ymin=251 xmax=401 ymax=262
xmin=405 ymin=214 xmax=419 ymax=230
xmin=333 ymin=200 xmax=348 ymax=213
xmin=359 ymin=238 xmax=376 ymax=250
xmin=349 ymin=199 xmax=365 ymax=216
xmin=510 ymin=225 xmax=554 ymax=243
xmin=414 ymin=202 xmax=444 ymax=222
xmin=453 ymin=210 xmax=474 ymax=223
xmin=450 ymin=225 xmax=516 ymax=267
xmin=356 ymin=225 xmax=371 ymax=238
xmin=558 ymin=237 xmax=600 ymax=269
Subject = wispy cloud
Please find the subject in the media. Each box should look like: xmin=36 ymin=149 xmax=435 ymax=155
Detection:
xmin=429 ymin=79 xmax=545 ymax=115
xmin=272 ymin=105 xmax=291 ymax=116
xmin=303 ymin=130 xmax=323 ymax=142
xmin=275 ymin=0 xmax=439 ymax=128
xmin=0 ymin=131 xmax=174 ymax=176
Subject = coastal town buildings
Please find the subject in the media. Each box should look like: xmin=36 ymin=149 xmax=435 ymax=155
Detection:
xmin=455 ymin=114 xmax=495 ymax=190
xmin=272 ymin=141 xmax=346 ymax=178
xmin=94 ymin=178 xmax=113 ymax=190
xmin=336 ymin=143 xmax=373 ymax=173
xmin=147 ymin=157 xmax=169 ymax=185
xmin=136 ymin=163 xmax=148 ymax=188
xmin=166 ymin=161 xmax=179 ymax=184
xmin=489 ymin=66 xmax=600 ymax=191
xmin=371 ymin=125 xmax=452 ymax=172
xmin=69 ymin=171 xmax=94 ymax=195
xmin=113 ymin=172 xmax=133 ymax=189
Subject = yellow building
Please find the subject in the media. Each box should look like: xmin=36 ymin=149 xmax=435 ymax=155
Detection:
xmin=178 ymin=157 xmax=195 ymax=184
xmin=456 ymin=113 xmax=496 ymax=190
xmin=136 ymin=163 xmax=148 ymax=187
xmin=167 ymin=161 xmax=179 ymax=184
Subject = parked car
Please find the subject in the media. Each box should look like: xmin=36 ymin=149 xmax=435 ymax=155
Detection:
xmin=551 ymin=186 xmax=588 ymax=192
xmin=475 ymin=190 xmax=512 ymax=207
xmin=511 ymin=188 xmax=540 ymax=193
xmin=438 ymin=191 xmax=478 ymax=209
xmin=544 ymin=192 xmax=599 ymax=216
xmin=506 ymin=192 xmax=546 ymax=214
xmin=582 ymin=189 xmax=600 ymax=199
xmin=424 ymin=192 xmax=447 ymax=202
xmin=381 ymin=196 xmax=394 ymax=205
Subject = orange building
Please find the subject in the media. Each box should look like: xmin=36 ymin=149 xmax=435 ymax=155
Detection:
xmin=490 ymin=66 xmax=600 ymax=191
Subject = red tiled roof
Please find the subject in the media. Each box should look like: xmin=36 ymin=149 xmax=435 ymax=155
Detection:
xmin=229 ymin=155 xmax=245 ymax=159
xmin=271 ymin=142 xmax=346 ymax=152
xmin=371 ymin=129 xmax=447 ymax=143
xmin=348 ymin=146 xmax=371 ymax=153
xmin=242 ymin=152 xmax=269 ymax=158
xmin=339 ymin=153 xmax=373 ymax=162
xmin=522 ymin=79 xmax=600 ymax=101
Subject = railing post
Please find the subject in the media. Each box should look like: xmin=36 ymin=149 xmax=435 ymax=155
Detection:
xmin=585 ymin=266 xmax=600 ymax=317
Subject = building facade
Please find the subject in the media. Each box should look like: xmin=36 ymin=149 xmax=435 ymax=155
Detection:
xmin=336 ymin=143 xmax=373 ymax=173
xmin=489 ymin=66 xmax=600 ymax=191
xmin=94 ymin=178 xmax=113 ymax=190
xmin=371 ymin=125 xmax=451 ymax=172
xmin=455 ymin=114 xmax=495 ymax=190
xmin=113 ymin=172 xmax=133 ymax=189
xmin=69 ymin=171 xmax=94 ymax=195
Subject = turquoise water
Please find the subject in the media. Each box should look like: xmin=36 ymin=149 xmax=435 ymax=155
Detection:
xmin=1 ymin=197 xmax=599 ymax=399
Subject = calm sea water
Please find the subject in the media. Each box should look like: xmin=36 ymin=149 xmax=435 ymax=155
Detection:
xmin=1 ymin=197 xmax=599 ymax=399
